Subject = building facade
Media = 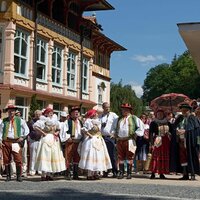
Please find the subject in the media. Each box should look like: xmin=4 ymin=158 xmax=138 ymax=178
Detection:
xmin=0 ymin=0 xmax=125 ymax=120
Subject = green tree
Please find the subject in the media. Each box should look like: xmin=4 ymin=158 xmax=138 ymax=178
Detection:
xmin=29 ymin=94 xmax=41 ymax=120
xmin=110 ymin=81 xmax=143 ymax=116
xmin=142 ymin=51 xmax=200 ymax=104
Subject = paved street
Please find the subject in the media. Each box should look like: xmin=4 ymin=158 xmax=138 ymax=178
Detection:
xmin=0 ymin=174 xmax=200 ymax=200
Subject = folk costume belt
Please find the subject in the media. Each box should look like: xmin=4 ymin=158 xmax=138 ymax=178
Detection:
xmin=4 ymin=137 xmax=19 ymax=143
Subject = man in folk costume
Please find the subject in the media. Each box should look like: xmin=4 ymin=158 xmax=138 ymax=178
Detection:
xmin=0 ymin=105 xmax=29 ymax=182
xmin=65 ymin=106 xmax=83 ymax=180
xmin=27 ymin=109 xmax=42 ymax=176
xmin=175 ymin=103 xmax=200 ymax=180
xmin=99 ymin=102 xmax=119 ymax=178
xmin=115 ymin=103 xmax=144 ymax=179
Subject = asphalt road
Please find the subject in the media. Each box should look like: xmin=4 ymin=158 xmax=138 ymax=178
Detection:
xmin=0 ymin=174 xmax=200 ymax=200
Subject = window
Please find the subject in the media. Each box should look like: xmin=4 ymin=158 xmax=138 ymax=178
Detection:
xmin=82 ymin=58 xmax=89 ymax=93
xmin=52 ymin=45 xmax=62 ymax=85
xmin=15 ymin=96 xmax=28 ymax=121
xmin=67 ymin=51 xmax=76 ymax=90
xmin=98 ymin=86 xmax=103 ymax=105
xmin=14 ymin=29 xmax=29 ymax=76
xmin=36 ymin=100 xmax=46 ymax=109
xmin=36 ymin=38 xmax=47 ymax=81
xmin=53 ymin=102 xmax=61 ymax=119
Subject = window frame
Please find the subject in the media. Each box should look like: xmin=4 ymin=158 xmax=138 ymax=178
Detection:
xmin=36 ymin=38 xmax=48 ymax=82
xmin=67 ymin=51 xmax=77 ymax=90
xmin=82 ymin=57 xmax=89 ymax=93
xmin=52 ymin=45 xmax=63 ymax=86
xmin=14 ymin=28 xmax=30 ymax=78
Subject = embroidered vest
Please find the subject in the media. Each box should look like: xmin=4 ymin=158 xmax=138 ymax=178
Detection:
xmin=67 ymin=118 xmax=83 ymax=137
xmin=2 ymin=116 xmax=21 ymax=140
xmin=116 ymin=115 xmax=138 ymax=137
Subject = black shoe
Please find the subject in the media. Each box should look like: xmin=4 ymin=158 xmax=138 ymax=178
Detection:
xmin=16 ymin=176 xmax=23 ymax=182
xmin=117 ymin=171 xmax=124 ymax=179
xmin=150 ymin=173 xmax=155 ymax=179
xmin=5 ymin=176 xmax=11 ymax=182
xmin=102 ymin=171 xmax=108 ymax=178
xmin=160 ymin=174 xmax=166 ymax=179
xmin=112 ymin=172 xmax=117 ymax=178
xmin=126 ymin=174 xmax=132 ymax=179
xmin=179 ymin=175 xmax=189 ymax=180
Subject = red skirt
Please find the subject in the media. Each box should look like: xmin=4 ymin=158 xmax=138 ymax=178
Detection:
xmin=150 ymin=135 xmax=170 ymax=174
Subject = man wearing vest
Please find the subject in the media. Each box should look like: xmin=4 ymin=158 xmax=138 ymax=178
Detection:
xmin=115 ymin=103 xmax=144 ymax=179
xmin=65 ymin=106 xmax=83 ymax=180
xmin=0 ymin=105 xmax=29 ymax=182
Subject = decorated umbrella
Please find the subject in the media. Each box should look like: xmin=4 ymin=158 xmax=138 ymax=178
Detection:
xmin=150 ymin=93 xmax=191 ymax=112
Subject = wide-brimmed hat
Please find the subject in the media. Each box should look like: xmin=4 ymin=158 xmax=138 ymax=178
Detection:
xmin=69 ymin=106 xmax=80 ymax=113
xmin=121 ymin=103 xmax=132 ymax=110
xmin=5 ymin=105 xmax=18 ymax=112
xmin=60 ymin=111 xmax=68 ymax=117
xmin=179 ymin=103 xmax=192 ymax=110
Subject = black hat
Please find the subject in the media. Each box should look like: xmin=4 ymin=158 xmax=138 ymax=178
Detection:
xmin=69 ymin=106 xmax=80 ymax=113
xmin=179 ymin=103 xmax=192 ymax=110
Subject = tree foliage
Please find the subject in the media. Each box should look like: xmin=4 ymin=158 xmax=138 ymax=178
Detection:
xmin=110 ymin=80 xmax=143 ymax=116
xmin=142 ymin=51 xmax=200 ymax=104
xmin=29 ymin=94 xmax=42 ymax=120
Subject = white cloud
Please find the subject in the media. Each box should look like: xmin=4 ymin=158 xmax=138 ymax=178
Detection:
xmin=129 ymin=81 xmax=143 ymax=98
xmin=131 ymin=54 xmax=166 ymax=64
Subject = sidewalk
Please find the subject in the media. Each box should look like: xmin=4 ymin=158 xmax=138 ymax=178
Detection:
xmin=1 ymin=173 xmax=200 ymax=187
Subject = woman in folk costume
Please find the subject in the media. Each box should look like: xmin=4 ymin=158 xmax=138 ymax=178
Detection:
xmin=115 ymin=103 xmax=144 ymax=179
xmin=149 ymin=108 xmax=172 ymax=179
xmin=79 ymin=109 xmax=112 ymax=180
xmin=33 ymin=108 xmax=66 ymax=181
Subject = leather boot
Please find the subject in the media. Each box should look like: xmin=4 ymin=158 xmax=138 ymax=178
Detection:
xmin=117 ymin=164 xmax=124 ymax=179
xmin=5 ymin=165 xmax=11 ymax=182
xmin=126 ymin=163 xmax=132 ymax=179
xmin=16 ymin=166 xmax=22 ymax=182
xmin=65 ymin=169 xmax=72 ymax=180
xmin=179 ymin=166 xmax=189 ymax=180
xmin=73 ymin=164 xmax=79 ymax=180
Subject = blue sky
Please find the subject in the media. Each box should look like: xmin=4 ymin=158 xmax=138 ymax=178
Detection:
xmin=85 ymin=0 xmax=200 ymax=97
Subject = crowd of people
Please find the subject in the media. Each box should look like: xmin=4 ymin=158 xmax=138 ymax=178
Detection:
xmin=0 ymin=100 xmax=200 ymax=182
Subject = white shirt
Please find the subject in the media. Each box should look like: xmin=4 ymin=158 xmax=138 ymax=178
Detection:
xmin=118 ymin=115 xmax=144 ymax=138
xmin=59 ymin=120 xmax=69 ymax=142
xmin=99 ymin=112 xmax=118 ymax=136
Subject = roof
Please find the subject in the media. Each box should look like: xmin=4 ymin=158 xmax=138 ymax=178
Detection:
xmin=82 ymin=0 xmax=114 ymax=11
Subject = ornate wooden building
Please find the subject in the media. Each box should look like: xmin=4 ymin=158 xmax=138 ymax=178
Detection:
xmin=0 ymin=0 xmax=126 ymax=119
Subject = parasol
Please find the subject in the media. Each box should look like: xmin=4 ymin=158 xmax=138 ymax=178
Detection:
xmin=150 ymin=93 xmax=190 ymax=112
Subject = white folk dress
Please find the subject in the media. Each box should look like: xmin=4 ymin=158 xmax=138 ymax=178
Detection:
xmin=78 ymin=118 xmax=112 ymax=172
xmin=34 ymin=116 xmax=66 ymax=173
